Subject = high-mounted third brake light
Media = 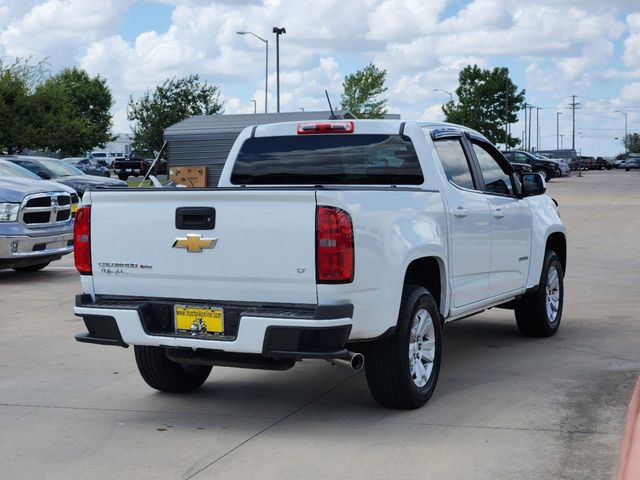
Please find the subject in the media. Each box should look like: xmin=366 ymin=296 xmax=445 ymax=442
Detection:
xmin=297 ymin=121 xmax=355 ymax=135
xmin=316 ymin=206 xmax=354 ymax=283
xmin=74 ymin=206 xmax=91 ymax=275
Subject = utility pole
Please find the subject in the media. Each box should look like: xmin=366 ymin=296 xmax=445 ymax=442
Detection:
xmin=536 ymin=107 xmax=542 ymax=151
xmin=569 ymin=95 xmax=581 ymax=151
xmin=615 ymin=110 xmax=628 ymax=154
xmin=560 ymin=134 xmax=564 ymax=149
xmin=556 ymin=112 xmax=562 ymax=150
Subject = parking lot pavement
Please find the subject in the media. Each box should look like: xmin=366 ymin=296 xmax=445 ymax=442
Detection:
xmin=0 ymin=170 xmax=638 ymax=479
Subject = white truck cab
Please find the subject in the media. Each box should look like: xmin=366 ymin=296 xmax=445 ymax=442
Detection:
xmin=73 ymin=120 xmax=566 ymax=409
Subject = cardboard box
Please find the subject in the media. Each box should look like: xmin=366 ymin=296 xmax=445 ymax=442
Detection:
xmin=169 ymin=166 xmax=207 ymax=188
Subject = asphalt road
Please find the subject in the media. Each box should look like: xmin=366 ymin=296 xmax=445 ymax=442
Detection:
xmin=1 ymin=170 xmax=638 ymax=479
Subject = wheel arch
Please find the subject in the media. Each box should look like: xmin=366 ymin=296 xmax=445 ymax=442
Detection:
xmin=402 ymin=256 xmax=446 ymax=319
xmin=546 ymin=232 xmax=567 ymax=275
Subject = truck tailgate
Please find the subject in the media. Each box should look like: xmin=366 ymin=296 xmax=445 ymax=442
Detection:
xmin=89 ymin=189 xmax=318 ymax=304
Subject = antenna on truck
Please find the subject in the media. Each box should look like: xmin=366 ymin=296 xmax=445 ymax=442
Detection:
xmin=325 ymin=90 xmax=338 ymax=119
xmin=139 ymin=141 xmax=167 ymax=187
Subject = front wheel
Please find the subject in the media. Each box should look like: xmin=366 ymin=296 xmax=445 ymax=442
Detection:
xmin=536 ymin=169 xmax=548 ymax=180
xmin=515 ymin=250 xmax=564 ymax=337
xmin=134 ymin=346 xmax=212 ymax=393
xmin=365 ymin=286 xmax=442 ymax=409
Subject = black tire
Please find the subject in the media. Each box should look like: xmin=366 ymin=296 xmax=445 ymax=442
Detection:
xmin=118 ymin=174 xmax=129 ymax=181
xmin=104 ymin=172 xmax=111 ymax=177
xmin=626 ymin=167 xmax=630 ymax=172
xmin=12 ymin=262 xmax=50 ymax=272
xmin=365 ymin=286 xmax=442 ymax=409
xmin=515 ymin=250 xmax=564 ymax=337
xmin=134 ymin=346 xmax=212 ymax=393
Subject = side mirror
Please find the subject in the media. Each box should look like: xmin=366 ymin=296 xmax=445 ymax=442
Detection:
xmin=37 ymin=171 xmax=52 ymax=180
xmin=520 ymin=173 xmax=546 ymax=197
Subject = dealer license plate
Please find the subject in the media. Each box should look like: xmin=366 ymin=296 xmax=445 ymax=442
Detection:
xmin=175 ymin=305 xmax=224 ymax=335
xmin=126 ymin=168 xmax=132 ymax=172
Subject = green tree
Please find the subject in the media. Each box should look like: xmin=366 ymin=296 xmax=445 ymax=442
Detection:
xmin=0 ymin=57 xmax=49 ymax=154
xmin=128 ymin=75 xmax=223 ymax=156
xmin=623 ymin=132 xmax=640 ymax=154
xmin=443 ymin=65 xmax=525 ymax=148
xmin=32 ymin=68 xmax=113 ymax=156
xmin=340 ymin=63 xmax=388 ymax=119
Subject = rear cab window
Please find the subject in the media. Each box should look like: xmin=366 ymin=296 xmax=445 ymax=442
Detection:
xmin=230 ymin=134 xmax=423 ymax=185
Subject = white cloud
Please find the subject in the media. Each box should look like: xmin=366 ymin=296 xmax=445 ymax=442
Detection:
xmin=0 ymin=0 xmax=132 ymax=67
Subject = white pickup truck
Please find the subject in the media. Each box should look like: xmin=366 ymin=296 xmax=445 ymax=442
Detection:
xmin=73 ymin=120 xmax=566 ymax=409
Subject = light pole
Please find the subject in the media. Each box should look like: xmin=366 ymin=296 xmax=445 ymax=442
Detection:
xmin=556 ymin=112 xmax=562 ymax=150
xmin=236 ymin=31 xmax=268 ymax=113
xmin=251 ymin=99 xmax=257 ymax=114
xmin=615 ymin=110 xmax=628 ymax=154
xmin=560 ymin=134 xmax=564 ymax=149
xmin=272 ymin=27 xmax=286 ymax=112
xmin=433 ymin=88 xmax=453 ymax=102
xmin=536 ymin=107 xmax=542 ymax=151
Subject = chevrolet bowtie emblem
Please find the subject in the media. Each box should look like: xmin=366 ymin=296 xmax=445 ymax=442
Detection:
xmin=172 ymin=234 xmax=217 ymax=253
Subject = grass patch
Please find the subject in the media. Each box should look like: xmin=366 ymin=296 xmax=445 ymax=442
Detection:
xmin=127 ymin=179 xmax=152 ymax=187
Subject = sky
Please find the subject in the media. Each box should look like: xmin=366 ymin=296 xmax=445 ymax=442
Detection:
xmin=1 ymin=0 xmax=639 ymax=156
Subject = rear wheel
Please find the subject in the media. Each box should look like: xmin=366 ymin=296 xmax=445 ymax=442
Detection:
xmin=515 ymin=250 xmax=563 ymax=337
xmin=12 ymin=262 xmax=50 ymax=272
xmin=365 ymin=286 xmax=442 ymax=409
xmin=134 ymin=346 xmax=212 ymax=392
xmin=118 ymin=174 xmax=128 ymax=181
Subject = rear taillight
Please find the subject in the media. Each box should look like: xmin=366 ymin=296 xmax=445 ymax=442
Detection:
xmin=74 ymin=206 xmax=91 ymax=275
xmin=316 ymin=206 xmax=354 ymax=283
xmin=297 ymin=121 xmax=354 ymax=134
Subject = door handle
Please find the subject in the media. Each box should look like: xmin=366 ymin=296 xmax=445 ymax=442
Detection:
xmin=453 ymin=207 xmax=467 ymax=218
xmin=493 ymin=208 xmax=504 ymax=218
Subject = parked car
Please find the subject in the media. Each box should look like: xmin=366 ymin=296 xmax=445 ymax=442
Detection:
xmin=113 ymin=153 xmax=154 ymax=181
xmin=0 ymin=159 xmax=79 ymax=211
xmin=3 ymin=156 xmax=126 ymax=197
xmin=555 ymin=160 xmax=571 ymax=177
xmin=625 ymin=156 xmax=640 ymax=171
xmin=510 ymin=162 xmax=533 ymax=176
xmin=66 ymin=158 xmax=111 ymax=177
xmin=90 ymin=152 xmax=115 ymax=167
xmin=501 ymin=150 xmax=559 ymax=180
xmin=593 ymin=157 xmax=611 ymax=170
xmin=0 ymin=161 xmax=75 ymax=272
xmin=73 ymin=119 xmax=566 ymax=409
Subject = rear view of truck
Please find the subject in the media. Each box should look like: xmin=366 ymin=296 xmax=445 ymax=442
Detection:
xmin=74 ymin=119 xmax=450 ymax=408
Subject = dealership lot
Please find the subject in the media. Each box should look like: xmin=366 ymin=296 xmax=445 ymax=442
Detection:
xmin=0 ymin=171 xmax=638 ymax=479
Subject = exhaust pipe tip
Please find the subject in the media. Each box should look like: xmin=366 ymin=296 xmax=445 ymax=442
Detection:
xmin=350 ymin=352 xmax=365 ymax=371
xmin=327 ymin=351 xmax=365 ymax=371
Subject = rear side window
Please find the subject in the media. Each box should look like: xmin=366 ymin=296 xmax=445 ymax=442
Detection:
xmin=433 ymin=138 xmax=475 ymax=190
xmin=231 ymin=134 xmax=423 ymax=185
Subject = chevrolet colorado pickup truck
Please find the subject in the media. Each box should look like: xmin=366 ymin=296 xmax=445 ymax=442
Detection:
xmin=0 ymin=160 xmax=76 ymax=272
xmin=73 ymin=120 xmax=566 ymax=409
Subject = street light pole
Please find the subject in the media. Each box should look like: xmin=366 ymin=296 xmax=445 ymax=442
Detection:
xmin=433 ymin=88 xmax=453 ymax=102
xmin=272 ymin=27 xmax=286 ymax=113
xmin=556 ymin=112 xmax=562 ymax=150
xmin=251 ymin=99 xmax=257 ymax=114
xmin=536 ymin=107 xmax=542 ymax=151
xmin=615 ymin=110 xmax=628 ymax=154
xmin=236 ymin=31 xmax=268 ymax=113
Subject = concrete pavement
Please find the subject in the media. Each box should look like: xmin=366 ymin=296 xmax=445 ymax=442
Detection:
xmin=0 ymin=170 xmax=638 ymax=479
